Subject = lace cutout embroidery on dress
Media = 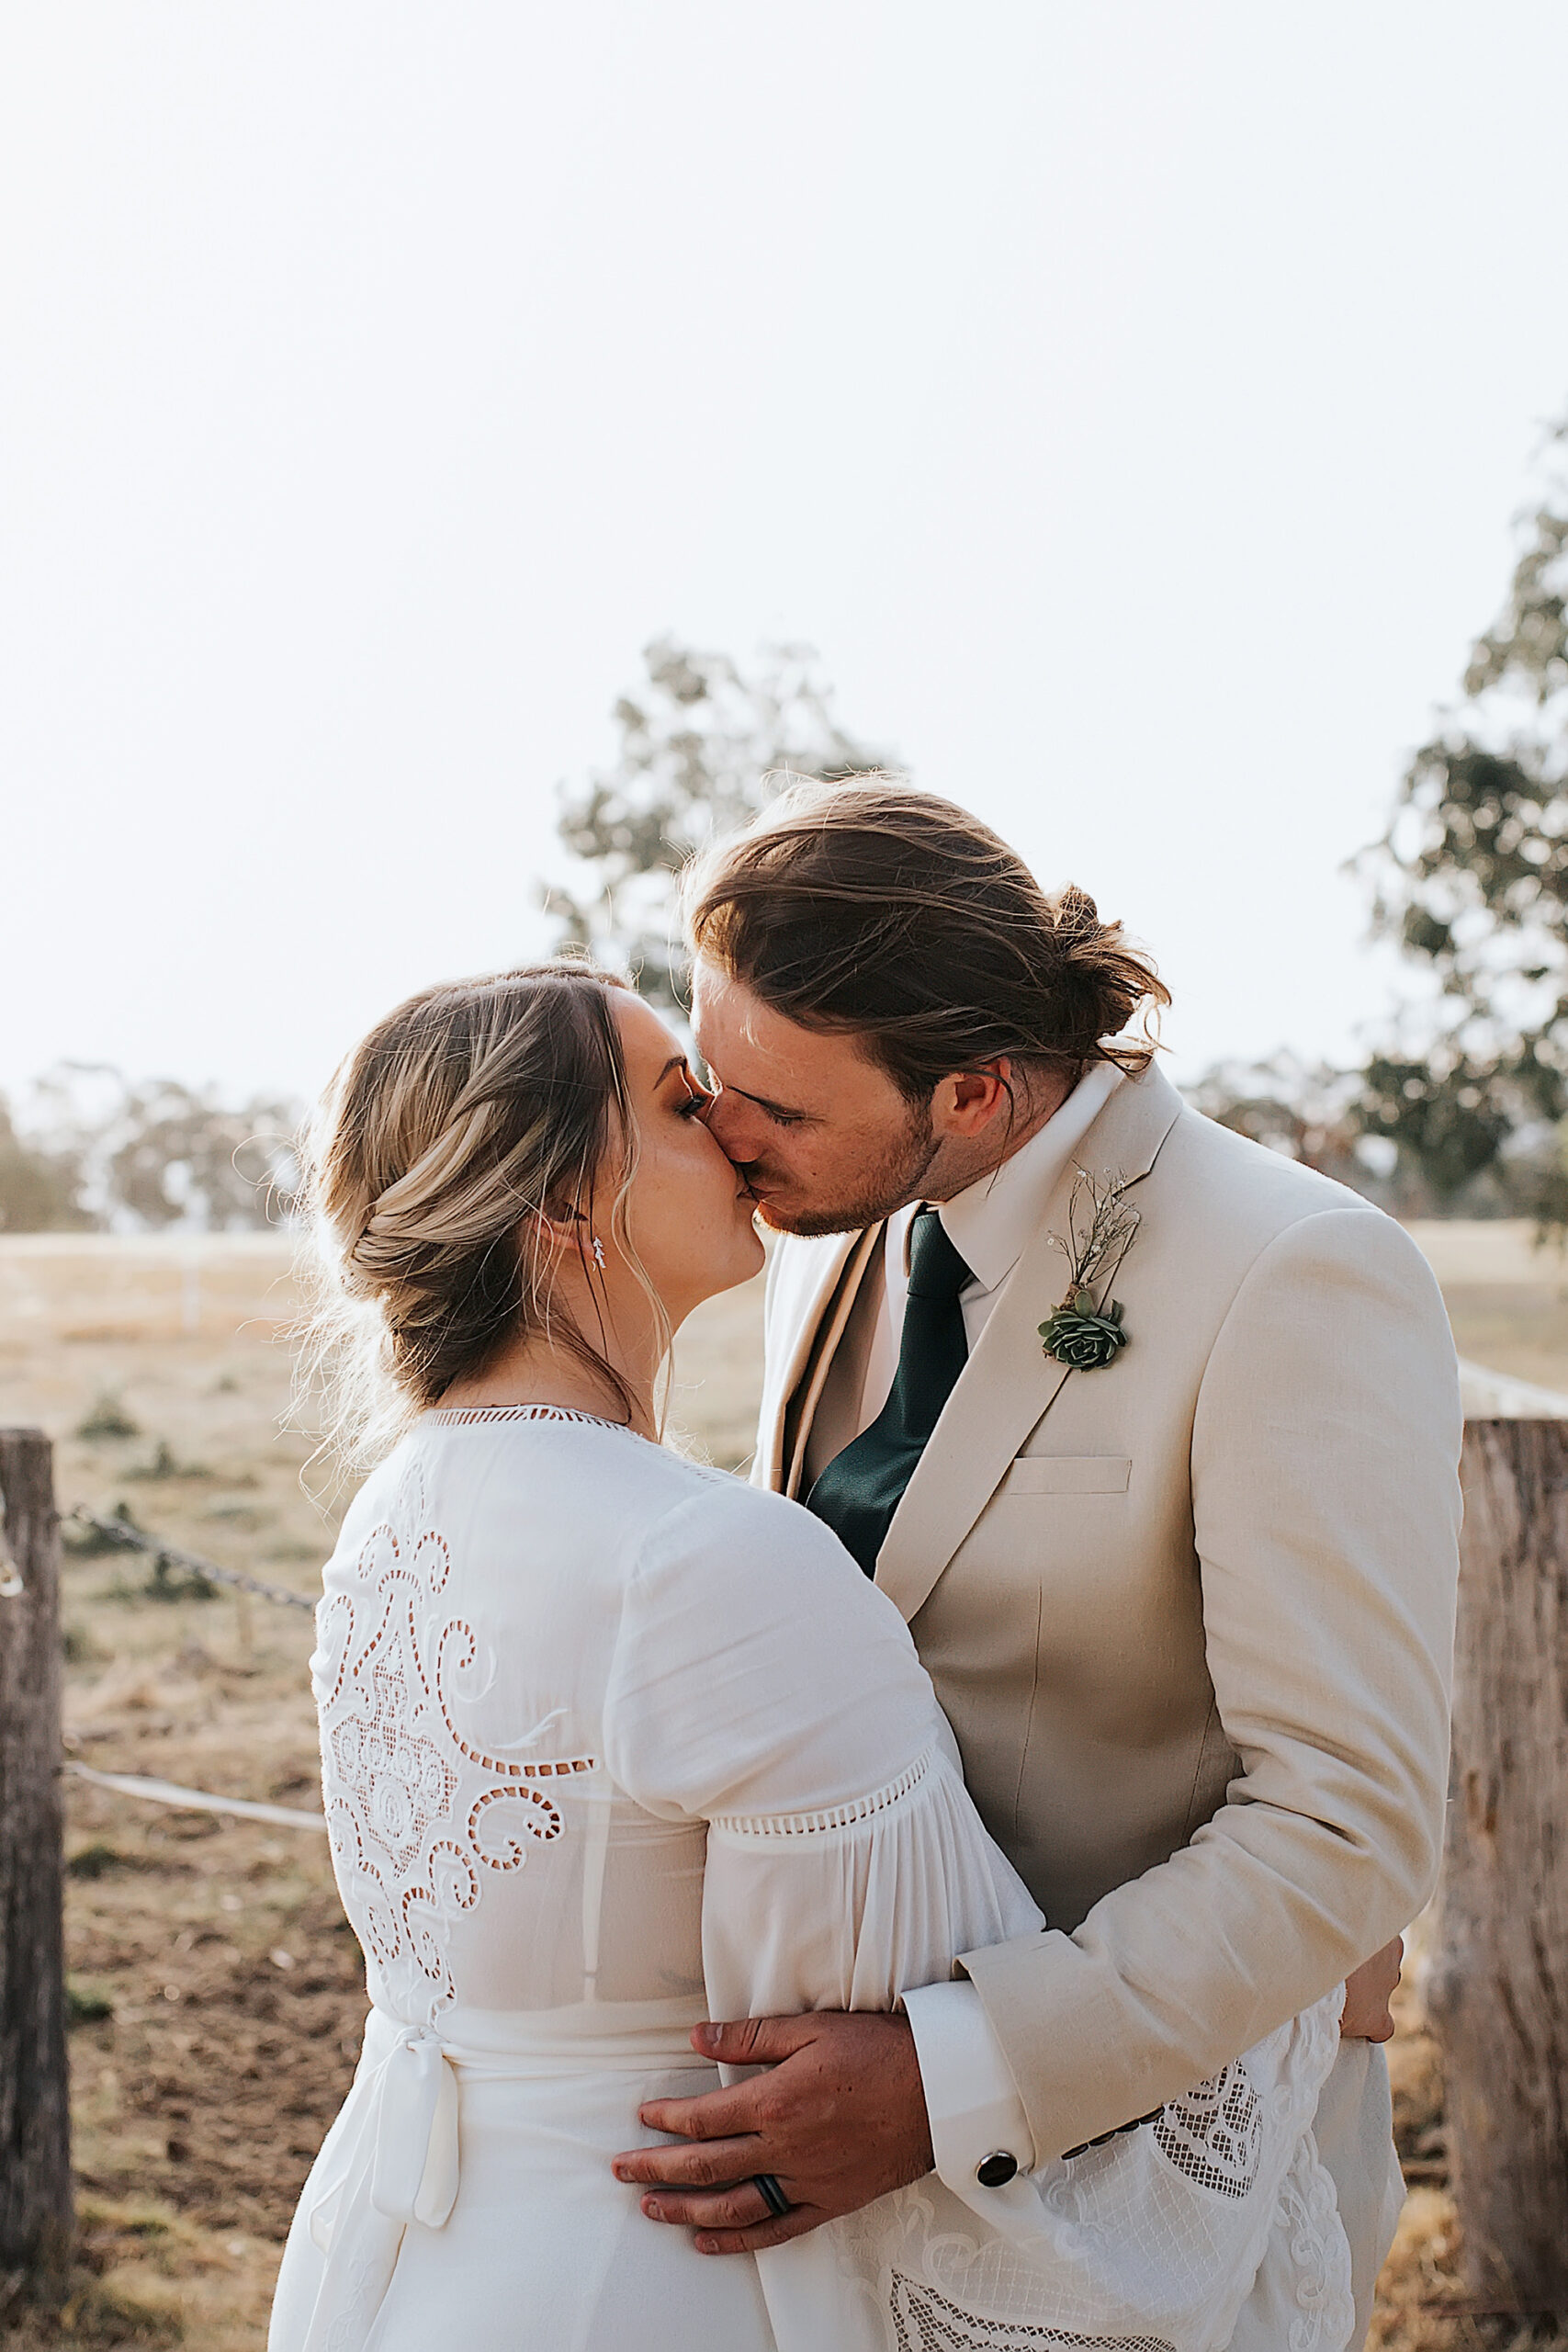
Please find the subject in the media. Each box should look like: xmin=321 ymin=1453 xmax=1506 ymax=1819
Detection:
xmin=1276 ymin=2132 xmax=1356 ymax=2351
xmin=1150 ymin=2059 xmax=1263 ymax=2199
xmin=889 ymin=2275 xmax=1176 ymax=2352
xmin=710 ymin=1747 xmax=933 ymax=1837
xmin=316 ymin=1456 xmax=597 ymax=2006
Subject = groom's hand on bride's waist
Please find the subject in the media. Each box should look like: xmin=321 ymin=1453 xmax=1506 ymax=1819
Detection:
xmin=611 ymin=2010 xmax=933 ymax=2255
xmin=611 ymin=1936 xmax=1404 ymax=2257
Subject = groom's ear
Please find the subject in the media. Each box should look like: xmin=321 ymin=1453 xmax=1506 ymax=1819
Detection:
xmin=931 ymin=1060 xmax=1014 ymax=1138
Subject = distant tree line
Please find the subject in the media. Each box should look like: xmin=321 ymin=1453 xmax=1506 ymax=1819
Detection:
xmin=0 ymin=1066 xmax=299 ymax=1234
xmin=6 ymin=413 xmax=1563 ymax=1235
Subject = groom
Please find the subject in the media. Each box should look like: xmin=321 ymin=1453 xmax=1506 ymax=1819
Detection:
xmin=615 ymin=782 xmax=1461 ymax=2343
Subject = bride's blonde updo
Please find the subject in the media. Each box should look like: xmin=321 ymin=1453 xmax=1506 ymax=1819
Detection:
xmin=296 ymin=961 xmax=636 ymax=1471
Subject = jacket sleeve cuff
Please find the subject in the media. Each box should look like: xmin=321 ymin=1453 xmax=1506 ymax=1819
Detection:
xmin=903 ymin=1976 xmax=1036 ymax=2188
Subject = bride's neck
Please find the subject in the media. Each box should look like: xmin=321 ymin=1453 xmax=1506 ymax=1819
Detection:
xmin=435 ymin=1314 xmax=661 ymax=1439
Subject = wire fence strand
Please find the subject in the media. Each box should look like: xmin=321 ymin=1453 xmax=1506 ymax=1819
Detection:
xmin=65 ymin=1507 xmax=317 ymax=1612
xmin=67 ymin=1760 xmax=327 ymax=1831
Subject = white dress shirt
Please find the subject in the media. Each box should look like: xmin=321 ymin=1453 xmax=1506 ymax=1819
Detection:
xmin=800 ymin=1064 xmax=1124 ymax=2192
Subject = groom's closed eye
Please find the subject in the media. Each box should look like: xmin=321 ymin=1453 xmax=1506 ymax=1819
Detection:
xmin=719 ymin=1087 xmax=815 ymax=1129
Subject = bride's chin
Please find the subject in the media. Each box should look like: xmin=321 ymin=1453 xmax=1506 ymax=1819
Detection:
xmin=725 ymin=1223 xmax=767 ymax=1285
xmin=676 ymin=1227 xmax=765 ymax=1314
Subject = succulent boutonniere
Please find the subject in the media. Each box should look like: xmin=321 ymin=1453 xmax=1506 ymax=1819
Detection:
xmin=1038 ymin=1169 xmax=1139 ymax=1371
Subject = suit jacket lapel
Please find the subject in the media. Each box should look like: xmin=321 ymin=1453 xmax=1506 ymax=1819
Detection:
xmin=755 ymin=1227 xmax=878 ymax=1492
xmin=782 ymin=1225 xmax=884 ymax=1499
xmin=874 ymin=1064 xmax=1186 ymax=1624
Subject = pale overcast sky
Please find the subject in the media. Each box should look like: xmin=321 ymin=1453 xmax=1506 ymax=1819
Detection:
xmin=4 ymin=3 xmax=1567 ymax=1105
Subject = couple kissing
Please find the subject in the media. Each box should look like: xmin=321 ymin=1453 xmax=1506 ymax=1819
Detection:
xmin=269 ymin=781 xmax=1458 ymax=2352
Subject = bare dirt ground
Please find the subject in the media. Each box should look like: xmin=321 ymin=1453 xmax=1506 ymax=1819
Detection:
xmin=1 ymin=1226 xmax=1562 ymax=2348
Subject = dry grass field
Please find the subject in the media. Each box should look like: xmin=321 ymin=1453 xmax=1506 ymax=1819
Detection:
xmin=1 ymin=1224 xmax=1563 ymax=2348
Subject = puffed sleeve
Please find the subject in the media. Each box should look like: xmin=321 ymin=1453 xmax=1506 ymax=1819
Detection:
xmin=603 ymin=1476 xmax=1043 ymax=2014
xmin=604 ymin=1473 xmax=1359 ymax=2352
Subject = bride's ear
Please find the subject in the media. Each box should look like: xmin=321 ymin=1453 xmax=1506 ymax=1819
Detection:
xmin=527 ymin=1202 xmax=581 ymax=1261
xmin=530 ymin=1199 xmax=603 ymax=1270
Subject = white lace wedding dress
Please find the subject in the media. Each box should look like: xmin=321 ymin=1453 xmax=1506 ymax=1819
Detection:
xmin=267 ymin=1408 xmax=1354 ymax=2352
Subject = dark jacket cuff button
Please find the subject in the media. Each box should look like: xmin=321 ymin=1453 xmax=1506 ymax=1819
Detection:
xmin=976 ymin=2151 xmax=1018 ymax=2188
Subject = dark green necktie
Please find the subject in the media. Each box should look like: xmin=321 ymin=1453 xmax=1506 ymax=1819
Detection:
xmin=806 ymin=1206 xmax=972 ymax=1578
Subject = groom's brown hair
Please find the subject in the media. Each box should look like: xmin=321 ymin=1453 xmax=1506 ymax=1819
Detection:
xmin=684 ymin=778 xmax=1168 ymax=1102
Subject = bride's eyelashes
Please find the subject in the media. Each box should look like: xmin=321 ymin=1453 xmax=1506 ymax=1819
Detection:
xmin=674 ymin=1080 xmax=715 ymax=1120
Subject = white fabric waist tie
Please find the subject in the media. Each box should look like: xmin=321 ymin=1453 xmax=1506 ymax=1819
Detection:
xmin=363 ymin=2004 xmax=708 ymax=2230
xmin=368 ymin=2024 xmax=461 ymax=2230
xmin=284 ymin=2003 xmax=710 ymax=2352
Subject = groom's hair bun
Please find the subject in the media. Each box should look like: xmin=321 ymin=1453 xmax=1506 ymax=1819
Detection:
xmin=684 ymin=780 xmax=1168 ymax=1103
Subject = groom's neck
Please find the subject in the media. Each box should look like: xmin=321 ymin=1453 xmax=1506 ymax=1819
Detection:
xmin=917 ymin=1064 xmax=1078 ymax=1205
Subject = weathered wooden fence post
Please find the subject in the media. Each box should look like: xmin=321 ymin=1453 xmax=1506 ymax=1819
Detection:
xmin=0 ymin=1429 xmax=72 ymax=2284
xmin=1429 ymin=1418 xmax=1568 ymax=2310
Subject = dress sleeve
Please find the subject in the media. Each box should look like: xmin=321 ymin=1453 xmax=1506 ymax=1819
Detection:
xmin=605 ymin=1475 xmax=1358 ymax=2352
xmin=901 ymin=1989 xmax=1357 ymax=2352
xmin=602 ymin=1476 xmax=1043 ymax=2014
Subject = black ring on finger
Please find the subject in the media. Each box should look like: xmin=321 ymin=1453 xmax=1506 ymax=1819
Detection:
xmin=752 ymin=2171 xmax=791 ymax=2219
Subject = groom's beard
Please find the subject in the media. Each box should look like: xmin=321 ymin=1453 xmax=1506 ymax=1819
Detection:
xmin=747 ymin=1108 xmax=942 ymax=1238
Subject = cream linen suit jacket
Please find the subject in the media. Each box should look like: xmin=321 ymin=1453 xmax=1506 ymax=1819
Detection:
xmin=756 ymin=1063 xmax=1461 ymax=2300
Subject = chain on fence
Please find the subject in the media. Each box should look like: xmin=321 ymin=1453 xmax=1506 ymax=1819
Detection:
xmin=65 ymin=1506 xmax=316 ymax=1611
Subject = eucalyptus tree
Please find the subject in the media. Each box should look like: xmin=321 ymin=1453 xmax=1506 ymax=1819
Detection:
xmin=1359 ymin=418 xmax=1568 ymax=1216
xmin=543 ymin=635 xmax=889 ymax=1004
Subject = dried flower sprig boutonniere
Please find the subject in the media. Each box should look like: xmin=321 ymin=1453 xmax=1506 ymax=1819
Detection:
xmin=1038 ymin=1169 xmax=1139 ymax=1371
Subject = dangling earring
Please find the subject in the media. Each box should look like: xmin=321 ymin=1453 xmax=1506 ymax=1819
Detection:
xmin=569 ymin=1206 xmax=607 ymax=1271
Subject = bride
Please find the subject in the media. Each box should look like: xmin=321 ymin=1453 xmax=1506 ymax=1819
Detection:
xmin=268 ymin=961 xmax=1354 ymax=2352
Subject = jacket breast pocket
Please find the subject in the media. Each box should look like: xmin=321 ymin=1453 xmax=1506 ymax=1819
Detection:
xmin=998 ymin=1455 xmax=1132 ymax=1496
